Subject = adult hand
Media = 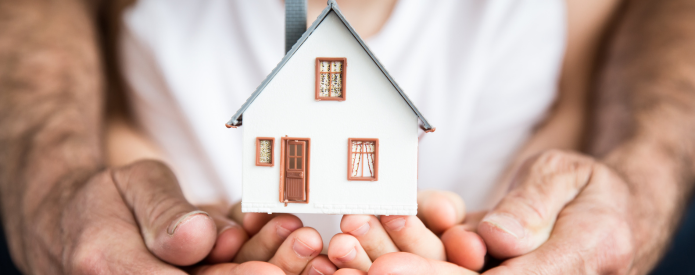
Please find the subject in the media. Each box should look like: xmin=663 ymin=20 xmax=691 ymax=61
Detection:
xmin=477 ymin=150 xmax=634 ymax=274
xmin=14 ymin=160 xmax=332 ymax=274
xmin=341 ymin=150 xmax=636 ymax=275
xmin=326 ymin=191 xmax=486 ymax=274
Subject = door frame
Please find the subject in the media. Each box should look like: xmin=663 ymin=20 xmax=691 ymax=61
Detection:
xmin=279 ymin=137 xmax=311 ymax=204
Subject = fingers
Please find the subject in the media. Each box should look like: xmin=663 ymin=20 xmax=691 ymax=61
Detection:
xmin=300 ymin=255 xmax=338 ymax=275
xmin=189 ymin=261 xmax=284 ymax=275
xmin=327 ymin=234 xmax=372 ymax=272
xmin=110 ymin=160 xmax=216 ymax=266
xmin=340 ymin=215 xmax=398 ymax=260
xmin=206 ymin=226 xmax=248 ymax=263
xmin=268 ymin=227 xmax=322 ymax=275
xmin=243 ymin=213 xmax=278 ymax=236
xmin=334 ymin=269 xmax=367 ymax=275
xmin=233 ymin=214 xmax=303 ymax=262
xmin=441 ymin=225 xmax=487 ymax=271
xmin=197 ymin=205 xmax=249 ymax=264
xmin=369 ymin=252 xmax=479 ymax=275
xmin=483 ymin=164 xmax=634 ymax=274
xmin=478 ymin=150 xmax=595 ymax=259
xmin=417 ymin=190 xmax=467 ymax=234
xmin=379 ymin=215 xmax=446 ymax=260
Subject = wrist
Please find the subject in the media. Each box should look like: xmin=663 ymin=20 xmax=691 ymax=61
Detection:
xmin=601 ymin=138 xmax=689 ymax=273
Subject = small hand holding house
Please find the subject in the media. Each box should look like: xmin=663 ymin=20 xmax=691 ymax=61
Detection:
xmin=225 ymin=0 xmax=434 ymax=215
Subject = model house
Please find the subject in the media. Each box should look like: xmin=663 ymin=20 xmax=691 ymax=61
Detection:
xmin=225 ymin=0 xmax=434 ymax=215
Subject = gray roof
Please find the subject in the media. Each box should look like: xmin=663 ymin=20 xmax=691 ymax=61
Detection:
xmin=226 ymin=0 xmax=434 ymax=131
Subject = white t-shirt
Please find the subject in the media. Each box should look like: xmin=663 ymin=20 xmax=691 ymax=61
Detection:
xmin=120 ymin=0 xmax=565 ymax=244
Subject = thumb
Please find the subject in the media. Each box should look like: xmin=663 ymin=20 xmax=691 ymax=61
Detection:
xmin=478 ymin=150 xmax=594 ymax=259
xmin=111 ymin=160 xmax=217 ymax=266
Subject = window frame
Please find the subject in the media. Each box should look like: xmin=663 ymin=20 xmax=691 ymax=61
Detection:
xmin=256 ymin=137 xmax=275 ymax=166
xmin=315 ymin=57 xmax=347 ymax=101
xmin=347 ymin=138 xmax=379 ymax=181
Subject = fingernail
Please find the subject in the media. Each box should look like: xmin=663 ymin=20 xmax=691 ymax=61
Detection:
xmin=293 ymin=238 xmax=317 ymax=258
xmin=308 ymin=266 xmax=326 ymax=275
xmin=337 ymin=247 xmax=357 ymax=262
xmin=482 ymin=213 xmax=526 ymax=239
xmin=167 ymin=210 xmax=210 ymax=235
xmin=277 ymin=225 xmax=292 ymax=239
xmin=349 ymin=223 xmax=370 ymax=236
xmin=384 ymin=217 xmax=406 ymax=231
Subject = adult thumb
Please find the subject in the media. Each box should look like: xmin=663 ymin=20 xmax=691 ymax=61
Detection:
xmin=478 ymin=150 xmax=594 ymax=259
xmin=111 ymin=160 xmax=217 ymax=266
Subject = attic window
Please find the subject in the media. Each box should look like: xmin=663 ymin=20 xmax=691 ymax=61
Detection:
xmin=316 ymin=58 xmax=346 ymax=101
xmin=256 ymin=137 xmax=274 ymax=166
xmin=348 ymin=138 xmax=378 ymax=181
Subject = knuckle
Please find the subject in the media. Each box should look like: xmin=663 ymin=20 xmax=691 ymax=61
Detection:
xmin=521 ymin=150 xmax=596 ymax=196
xmin=68 ymin=246 xmax=107 ymax=275
xmin=126 ymin=159 xmax=175 ymax=184
xmin=537 ymin=149 xmax=570 ymax=163
xmin=534 ymin=149 xmax=578 ymax=171
xmin=365 ymin=238 xmax=390 ymax=256
xmin=146 ymin=196 xmax=186 ymax=229
xmin=505 ymin=191 xmax=547 ymax=222
xmin=534 ymin=150 xmax=595 ymax=174
xmin=131 ymin=159 xmax=170 ymax=172
xmin=111 ymin=159 xmax=175 ymax=193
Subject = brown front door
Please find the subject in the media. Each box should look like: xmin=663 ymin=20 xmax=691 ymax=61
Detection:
xmin=285 ymin=140 xmax=307 ymax=202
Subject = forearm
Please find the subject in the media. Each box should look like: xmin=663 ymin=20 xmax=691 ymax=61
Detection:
xmin=0 ymin=0 xmax=104 ymax=270
xmin=488 ymin=0 xmax=622 ymax=207
xmin=589 ymin=0 xmax=695 ymax=272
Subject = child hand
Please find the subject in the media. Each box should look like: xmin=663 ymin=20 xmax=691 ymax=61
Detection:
xmin=326 ymin=190 xmax=486 ymax=274
xmin=192 ymin=203 xmax=337 ymax=275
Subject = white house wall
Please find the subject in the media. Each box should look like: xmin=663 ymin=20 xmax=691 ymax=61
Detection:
xmin=241 ymin=12 xmax=418 ymax=215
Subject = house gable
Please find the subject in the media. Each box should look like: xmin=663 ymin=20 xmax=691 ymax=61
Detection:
xmin=226 ymin=1 xmax=434 ymax=132
xmin=245 ymin=11 xmax=418 ymax=131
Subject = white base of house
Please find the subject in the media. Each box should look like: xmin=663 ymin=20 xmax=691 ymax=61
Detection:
xmin=242 ymin=202 xmax=417 ymax=215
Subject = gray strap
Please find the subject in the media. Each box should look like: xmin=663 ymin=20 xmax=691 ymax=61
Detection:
xmin=285 ymin=0 xmax=307 ymax=53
